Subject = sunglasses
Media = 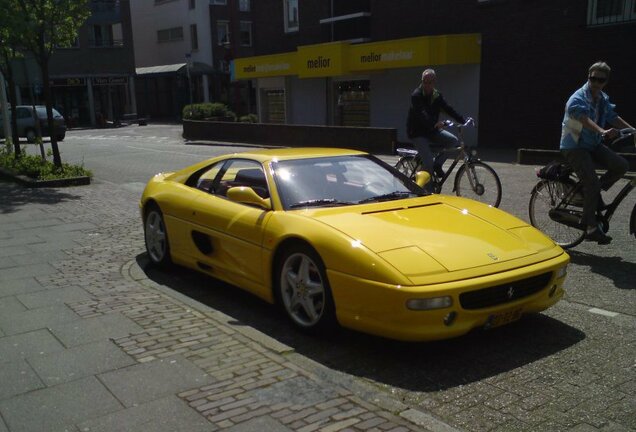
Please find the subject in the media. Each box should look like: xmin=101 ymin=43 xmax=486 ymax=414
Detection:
xmin=589 ymin=76 xmax=607 ymax=84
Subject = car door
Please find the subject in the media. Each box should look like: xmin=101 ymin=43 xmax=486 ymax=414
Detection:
xmin=187 ymin=159 xmax=273 ymax=296
xmin=16 ymin=107 xmax=33 ymax=136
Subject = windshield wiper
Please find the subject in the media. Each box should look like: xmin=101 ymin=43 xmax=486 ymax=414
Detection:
xmin=358 ymin=191 xmax=416 ymax=204
xmin=288 ymin=198 xmax=354 ymax=209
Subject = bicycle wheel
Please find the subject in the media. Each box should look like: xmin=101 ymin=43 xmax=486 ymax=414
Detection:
xmin=454 ymin=161 xmax=502 ymax=207
xmin=529 ymin=179 xmax=585 ymax=249
xmin=395 ymin=156 xmax=418 ymax=179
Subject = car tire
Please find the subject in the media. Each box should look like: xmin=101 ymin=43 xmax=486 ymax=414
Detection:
xmin=275 ymin=244 xmax=337 ymax=334
xmin=144 ymin=204 xmax=172 ymax=267
xmin=57 ymin=134 xmax=65 ymax=142
xmin=25 ymin=128 xmax=37 ymax=143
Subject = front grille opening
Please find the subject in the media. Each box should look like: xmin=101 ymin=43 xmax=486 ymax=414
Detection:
xmin=459 ymin=272 xmax=553 ymax=310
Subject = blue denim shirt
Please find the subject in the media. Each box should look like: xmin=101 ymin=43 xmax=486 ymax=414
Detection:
xmin=560 ymin=83 xmax=617 ymax=150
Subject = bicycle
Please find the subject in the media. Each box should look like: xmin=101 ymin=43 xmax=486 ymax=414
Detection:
xmin=394 ymin=118 xmax=502 ymax=207
xmin=528 ymin=127 xmax=636 ymax=249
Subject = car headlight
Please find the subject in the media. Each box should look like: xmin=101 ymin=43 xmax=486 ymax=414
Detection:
xmin=406 ymin=296 xmax=452 ymax=311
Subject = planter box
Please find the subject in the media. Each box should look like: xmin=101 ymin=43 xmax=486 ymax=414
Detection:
xmin=0 ymin=167 xmax=91 ymax=188
xmin=183 ymin=120 xmax=397 ymax=155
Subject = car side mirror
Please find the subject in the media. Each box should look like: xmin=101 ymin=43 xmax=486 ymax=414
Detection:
xmin=415 ymin=171 xmax=431 ymax=189
xmin=227 ymin=186 xmax=272 ymax=210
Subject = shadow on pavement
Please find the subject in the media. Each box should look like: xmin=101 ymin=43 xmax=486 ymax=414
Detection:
xmin=137 ymin=253 xmax=585 ymax=392
xmin=0 ymin=181 xmax=82 ymax=214
xmin=568 ymin=250 xmax=636 ymax=290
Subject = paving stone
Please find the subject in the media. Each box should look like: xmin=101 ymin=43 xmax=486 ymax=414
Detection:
xmin=77 ymin=396 xmax=212 ymax=432
xmin=0 ymin=329 xmax=65 ymax=363
xmin=0 ymin=376 xmax=122 ymax=432
xmin=28 ymin=340 xmax=136 ymax=386
xmin=0 ymin=277 xmax=46 ymax=299
xmin=251 ymin=376 xmax=337 ymax=406
xmin=225 ymin=415 xmax=293 ymax=432
xmin=0 ymin=263 xmax=57 ymax=281
xmin=98 ymin=355 xmax=215 ymax=407
xmin=17 ymin=286 xmax=91 ymax=309
xmin=0 ymin=359 xmax=44 ymax=400
xmin=49 ymin=312 xmax=143 ymax=347
xmin=0 ymin=296 xmax=26 ymax=315
xmin=0 ymin=304 xmax=80 ymax=336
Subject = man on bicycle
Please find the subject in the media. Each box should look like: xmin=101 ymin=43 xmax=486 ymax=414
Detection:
xmin=560 ymin=61 xmax=632 ymax=244
xmin=407 ymin=69 xmax=466 ymax=191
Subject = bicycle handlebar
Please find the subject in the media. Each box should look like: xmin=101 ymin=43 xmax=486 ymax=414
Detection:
xmin=442 ymin=117 xmax=475 ymax=129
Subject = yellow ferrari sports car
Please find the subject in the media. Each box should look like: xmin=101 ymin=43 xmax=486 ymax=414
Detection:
xmin=140 ymin=147 xmax=568 ymax=342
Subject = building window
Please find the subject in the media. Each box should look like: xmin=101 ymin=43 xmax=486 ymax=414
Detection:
xmin=190 ymin=24 xmax=199 ymax=50
xmin=211 ymin=0 xmax=227 ymax=5
xmin=157 ymin=26 xmax=184 ymax=43
xmin=189 ymin=0 xmax=195 ymax=9
xmin=239 ymin=0 xmax=250 ymax=11
xmin=239 ymin=21 xmax=252 ymax=46
xmin=284 ymin=0 xmax=299 ymax=32
xmin=588 ymin=0 xmax=636 ymax=25
xmin=217 ymin=20 xmax=230 ymax=46
xmin=334 ymin=81 xmax=370 ymax=127
xmin=91 ymin=23 xmax=123 ymax=47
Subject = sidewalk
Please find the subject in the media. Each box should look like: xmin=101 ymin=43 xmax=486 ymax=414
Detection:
xmin=0 ymin=180 xmax=455 ymax=432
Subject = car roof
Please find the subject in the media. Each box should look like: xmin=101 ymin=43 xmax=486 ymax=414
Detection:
xmin=229 ymin=147 xmax=368 ymax=163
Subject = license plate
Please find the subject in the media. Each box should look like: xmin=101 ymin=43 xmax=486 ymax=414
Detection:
xmin=486 ymin=308 xmax=522 ymax=329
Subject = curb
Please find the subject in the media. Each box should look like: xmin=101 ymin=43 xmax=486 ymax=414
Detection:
xmin=121 ymin=258 xmax=464 ymax=432
xmin=0 ymin=166 xmax=91 ymax=187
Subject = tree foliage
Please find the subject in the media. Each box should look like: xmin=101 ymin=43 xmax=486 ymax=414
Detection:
xmin=2 ymin=0 xmax=89 ymax=166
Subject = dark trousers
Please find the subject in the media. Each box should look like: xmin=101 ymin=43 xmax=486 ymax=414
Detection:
xmin=561 ymin=145 xmax=628 ymax=227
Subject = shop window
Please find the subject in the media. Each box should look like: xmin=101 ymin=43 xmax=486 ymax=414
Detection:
xmin=261 ymin=89 xmax=286 ymax=123
xmin=157 ymin=26 xmax=184 ymax=43
xmin=217 ymin=20 xmax=230 ymax=46
xmin=334 ymin=81 xmax=369 ymax=127
xmin=588 ymin=0 xmax=636 ymax=25
xmin=190 ymin=24 xmax=199 ymax=50
xmin=240 ymin=21 xmax=252 ymax=46
xmin=239 ymin=0 xmax=250 ymax=11
xmin=284 ymin=0 xmax=299 ymax=32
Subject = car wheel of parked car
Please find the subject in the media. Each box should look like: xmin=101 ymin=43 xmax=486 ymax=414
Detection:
xmin=25 ymin=128 xmax=37 ymax=143
xmin=57 ymin=134 xmax=65 ymax=141
xmin=276 ymin=244 xmax=337 ymax=333
xmin=144 ymin=204 xmax=171 ymax=267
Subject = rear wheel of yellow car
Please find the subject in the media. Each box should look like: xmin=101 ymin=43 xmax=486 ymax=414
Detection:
xmin=144 ymin=204 xmax=171 ymax=267
xmin=276 ymin=245 xmax=336 ymax=333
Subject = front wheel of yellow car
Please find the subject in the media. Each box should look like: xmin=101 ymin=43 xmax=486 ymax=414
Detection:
xmin=276 ymin=245 xmax=336 ymax=334
xmin=144 ymin=204 xmax=171 ymax=268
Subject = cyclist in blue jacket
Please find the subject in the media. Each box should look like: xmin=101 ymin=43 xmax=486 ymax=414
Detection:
xmin=560 ymin=61 xmax=632 ymax=244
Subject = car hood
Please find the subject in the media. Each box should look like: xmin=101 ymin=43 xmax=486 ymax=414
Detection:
xmin=304 ymin=197 xmax=554 ymax=274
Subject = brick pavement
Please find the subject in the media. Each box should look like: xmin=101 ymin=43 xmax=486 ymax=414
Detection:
xmin=0 ymin=180 xmax=442 ymax=432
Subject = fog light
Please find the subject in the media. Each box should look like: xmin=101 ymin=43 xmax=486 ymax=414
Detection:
xmin=443 ymin=311 xmax=457 ymax=326
xmin=406 ymin=296 xmax=452 ymax=310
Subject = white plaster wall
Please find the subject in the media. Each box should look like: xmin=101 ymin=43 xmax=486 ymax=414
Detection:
xmin=288 ymin=77 xmax=327 ymax=125
xmin=370 ymin=65 xmax=480 ymax=146
xmin=130 ymin=0 xmax=213 ymax=68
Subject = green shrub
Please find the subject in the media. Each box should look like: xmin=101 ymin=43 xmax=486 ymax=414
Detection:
xmin=239 ymin=114 xmax=258 ymax=123
xmin=182 ymin=102 xmax=233 ymax=120
xmin=0 ymin=147 xmax=92 ymax=180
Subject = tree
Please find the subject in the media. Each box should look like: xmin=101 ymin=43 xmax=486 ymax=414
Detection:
xmin=0 ymin=0 xmax=22 ymax=156
xmin=12 ymin=0 xmax=89 ymax=167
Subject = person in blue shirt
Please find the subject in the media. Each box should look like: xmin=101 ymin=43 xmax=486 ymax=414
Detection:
xmin=560 ymin=61 xmax=632 ymax=244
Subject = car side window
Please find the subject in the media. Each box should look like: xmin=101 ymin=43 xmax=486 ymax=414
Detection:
xmin=17 ymin=108 xmax=31 ymax=119
xmin=194 ymin=162 xmax=223 ymax=193
xmin=218 ymin=159 xmax=269 ymax=199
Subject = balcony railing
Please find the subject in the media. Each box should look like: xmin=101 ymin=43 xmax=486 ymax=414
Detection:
xmin=89 ymin=38 xmax=124 ymax=48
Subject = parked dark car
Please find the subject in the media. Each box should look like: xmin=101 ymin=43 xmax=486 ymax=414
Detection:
xmin=0 ymin=105 xmax=66 ymax=142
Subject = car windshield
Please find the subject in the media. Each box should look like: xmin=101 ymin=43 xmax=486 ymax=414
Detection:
xmin=271 ymin=155 xmax=426 ymax=210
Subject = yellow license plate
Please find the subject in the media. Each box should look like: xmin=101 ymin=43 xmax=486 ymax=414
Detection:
xmin=486 ymin=308 xmax=522 ymax=329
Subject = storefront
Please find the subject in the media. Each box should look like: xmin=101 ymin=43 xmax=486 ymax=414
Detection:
xmin=233 ymin=33 xmax=481 ymax=144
